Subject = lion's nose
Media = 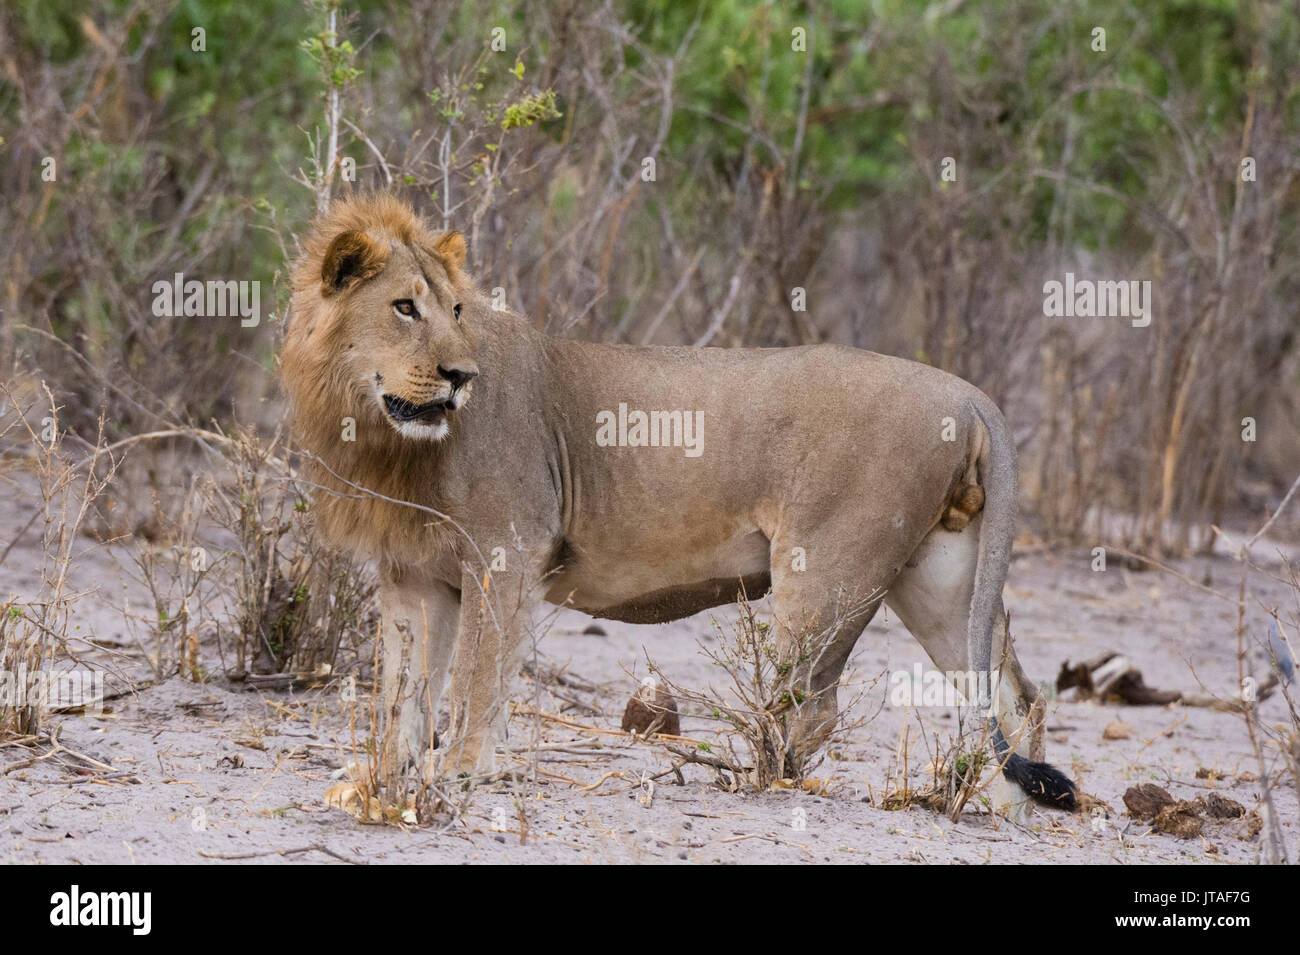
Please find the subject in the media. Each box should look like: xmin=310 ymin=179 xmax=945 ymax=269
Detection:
xmin=437 ymin=363 xmax=478 ymax=390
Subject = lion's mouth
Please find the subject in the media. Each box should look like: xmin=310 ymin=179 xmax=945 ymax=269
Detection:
xmin=382 ymin=394 xmax=451 ymax=425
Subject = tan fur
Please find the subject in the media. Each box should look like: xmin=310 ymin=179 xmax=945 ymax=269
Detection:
xmin=283 ymin=196 xmax=471 ymax=564
xmin=282 ymin=196 xmax=1055 ymax=791
xmin=320 ymin=230 xmax=389 ymax=297
xmin=940 ymin=483 xmax=985 ymax=531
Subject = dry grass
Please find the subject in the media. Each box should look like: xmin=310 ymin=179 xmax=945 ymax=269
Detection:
xmin=644 ymin=595 xmax=878 ymax=791
xmin=877 ymin=715 xmax=996 ymax=821
xmin=201 ymin=425 xmax=377 ymax=680
xmin=1112 ymin=473 xmax=1300 ymax=863
xmin=0 ymin=382 xmax=113 ymax=739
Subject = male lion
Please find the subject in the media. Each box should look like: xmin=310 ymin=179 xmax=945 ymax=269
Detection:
xmin=282 ymin=195 xmax=1075 ymax=815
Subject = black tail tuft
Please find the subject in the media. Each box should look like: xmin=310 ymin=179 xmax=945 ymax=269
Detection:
xmin=1002 ymin=753 xmax=1077 ymax=811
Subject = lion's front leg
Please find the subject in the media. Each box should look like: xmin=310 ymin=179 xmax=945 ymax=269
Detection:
xmin=439 ymin=562 xmax=537 ymax=778
xmin=378 ymin=571 xmax=459 ymax=790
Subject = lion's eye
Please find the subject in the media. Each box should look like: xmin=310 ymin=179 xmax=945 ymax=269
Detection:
xmin=453 ymin=303 xmax=462 ymax=321
xmin=393 ymin=299 xmax=418 ymax=319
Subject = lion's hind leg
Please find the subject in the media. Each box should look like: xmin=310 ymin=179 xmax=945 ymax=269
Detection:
xmin=884 ymin=520 xmax=1074 ymax=820
xmin=762 ymin=521 xmax=917 ymax=772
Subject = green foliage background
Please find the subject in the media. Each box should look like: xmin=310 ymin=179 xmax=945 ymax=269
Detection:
xmin=1 ymin=0 xmax=1297 ymax=550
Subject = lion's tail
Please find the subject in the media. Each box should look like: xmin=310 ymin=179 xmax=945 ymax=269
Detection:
xmin=968 ymin=399 xmax=1077 ymax=811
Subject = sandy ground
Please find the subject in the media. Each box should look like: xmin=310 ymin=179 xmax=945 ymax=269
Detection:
xmin=1 ymin=479 xmax=1297 ymax=864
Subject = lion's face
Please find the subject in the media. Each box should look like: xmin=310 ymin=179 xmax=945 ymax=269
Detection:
xmin=321 ymin=228 xmax=478 ymax=442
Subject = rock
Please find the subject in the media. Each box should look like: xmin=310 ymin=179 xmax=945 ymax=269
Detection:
xmin=1123 ymin=783 xmax=1174 ymax=820
xmin=1154 ymin=801 xmax=1203 ymax=838
xmin=581 ymin=624 xmax=607 ymax=636
xmin=1103 ymin=720 xmax=1133 ymax=740
xmin=621 ymin=681 xmax=680 ymax=737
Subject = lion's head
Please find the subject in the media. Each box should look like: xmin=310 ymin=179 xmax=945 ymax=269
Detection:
xmin=284 ymin=195 xmax=482 ymax=446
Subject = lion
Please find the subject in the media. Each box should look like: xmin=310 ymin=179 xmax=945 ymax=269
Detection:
xmin=282 ymin=195 xmax=1075 ymax=816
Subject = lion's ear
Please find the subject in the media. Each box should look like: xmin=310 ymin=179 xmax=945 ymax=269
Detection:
xmin=320 ymin=230 xmax=387 ymax=297
xmin=433 ymin=231 xmax=467 ymax=271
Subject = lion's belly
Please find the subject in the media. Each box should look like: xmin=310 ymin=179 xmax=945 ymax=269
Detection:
xmin=544 ymin=529 xmax=771 ymax=624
